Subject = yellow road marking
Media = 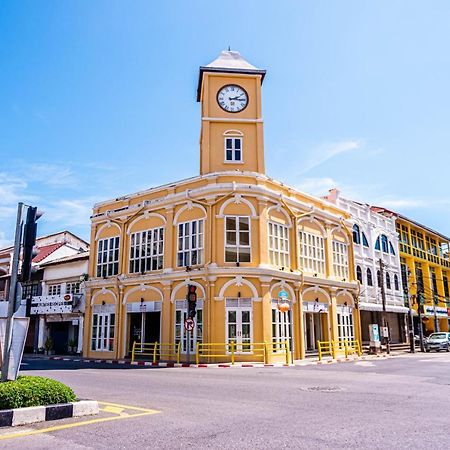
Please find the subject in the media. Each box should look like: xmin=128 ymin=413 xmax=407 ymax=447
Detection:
xmin=97 ymin=401 xmax=157 ymax=413
xmin=0 ymin=402 xmax=160 ymax=441
xmin=101 ymin=405 xmax=126 ymax=415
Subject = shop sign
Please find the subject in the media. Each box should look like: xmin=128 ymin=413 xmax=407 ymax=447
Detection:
xmin=304 ymin=302 xmax=328 ymax=313
xmin=93 ymin=304 xmax=115 ymax=314
xmin=126 ymin=301 xmax=162 ymax=313
xmin=424 ymin=306 xmax=449 ymax=318
xmin=30 ymin=294 xmax=73 ymax=315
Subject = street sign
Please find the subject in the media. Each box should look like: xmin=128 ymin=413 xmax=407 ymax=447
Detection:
xmin=184 ymin=318 xmax=195 ymax=332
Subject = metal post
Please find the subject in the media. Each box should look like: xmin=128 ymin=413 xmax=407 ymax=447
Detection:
xmin=406 ymin=291 xmax=415 ymax=353
xmin=417 ymin=297 xmax=425 ymax=352
xmin=186 ymin=329 xmax=190 ymax=364
xmin=379 ymin=259 xmax=390 ymax=355
xmin=1 ymin=203 xmax=24 ymax=382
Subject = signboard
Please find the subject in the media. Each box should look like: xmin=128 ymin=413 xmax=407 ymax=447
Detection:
xmin=424 ymin=306 xmax=449 ymax=318
xmin=369 ymin=324 xmax=380 ymax=342
xmin=126 ymin=301 xmax=162 ymax=313
xmin=381 ymin=326 xmax=389 ymax=338
xmin=184 ymin=318 xmax=195 ymax=332
xmin=303 ymin=302 xmax=328 ymax=313
xmin=30 ymin=294 xmax=73 ymax=315
xmin=0 ymin=317 xmax=29 ymax=380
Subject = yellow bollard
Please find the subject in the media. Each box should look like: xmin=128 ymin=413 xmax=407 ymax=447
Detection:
xmin=318 ymin=341 xmax=322 ymax=361
xmin=196 ymin=344 xmax=200 ymax=365
xmin=264 ymin=341 xmax=268 ymax=364
xmin=131 ymin=341 xmax=136 ymax=363
xmin=177 ymin=342 xmax=181 ymax=364
xmin=153 ymin=342 xmax=158 ymax=364
xmin=285 ymin=339 xmax=291 ymax=365
xmin=230 ymin=341 xmax=235 ymax=365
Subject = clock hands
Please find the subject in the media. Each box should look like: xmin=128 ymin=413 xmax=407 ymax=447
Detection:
xmin=229 ymin=94 xmax=245 ymax=101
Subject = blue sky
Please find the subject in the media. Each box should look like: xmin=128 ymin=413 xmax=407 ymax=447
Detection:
xmin=1 ymin=1 xmax=450 ymax=247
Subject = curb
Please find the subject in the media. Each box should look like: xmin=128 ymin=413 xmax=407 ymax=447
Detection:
xmin=0 ymin=400 xmax=99 ymax=428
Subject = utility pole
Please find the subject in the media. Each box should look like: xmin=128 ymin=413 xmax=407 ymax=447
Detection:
xmin=417 ymin=293 xmax=425 ymax=352
xmin=1 ymin=203 xmax=24 ymax=382
xmin=405 ymin=273 xmax=415 ymax=353
xmin=379 ymin=259 xmax=390 ymax=354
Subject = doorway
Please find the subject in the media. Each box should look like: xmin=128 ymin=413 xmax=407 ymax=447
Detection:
xmin=304 ymin=312 xmax=326 ymax=351
xmin=128 ymin=312 xmax=161 ymax=354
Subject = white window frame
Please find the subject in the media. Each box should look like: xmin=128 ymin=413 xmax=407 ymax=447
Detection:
xmin=271 ymin=301 xmax=292 ymax=352
xmin=129 ymin=227 xmax=164 ymax=273
xmin=96 ymin=236 xmax=120 ymax=277
xmin=224 ymin=136 xmax=243 ymax=163
xmin=66 ymin=282 xmax=80 ymax=295
xmin=48 ymin=284 xmax=61 ymax=296
xmin=225 ymin=298 xmax=253 ymax=354
xmin=332 ymin=240 xmax=349 ymax=279
xmin=174 ymin=300 xmax=203 ymax=354
xmin=268 ymin=222 xmax=290 ymax=267
xmin=298 ymin=231 xmax=326 ymax=275
xmin=91 ymin=312 xmax=115 ymax=352
xmin=225 ymin=216 xmax=251 ymax=263
xmin=177 ymin=219 xmax=204 ymax=267
xmin=337 ymin=307 xmax=354 ymax=343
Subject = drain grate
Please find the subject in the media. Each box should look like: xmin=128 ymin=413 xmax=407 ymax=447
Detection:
xmin=300 ymin=386 xmax=343 ymax=393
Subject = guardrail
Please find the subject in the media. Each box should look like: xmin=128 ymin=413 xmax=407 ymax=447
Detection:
xmin=317 ymin=339 xmax=362 ymax=361
xmin=131 ymin=342 xmax=181 ymax=364
xmin=196 ymin=340 xmax=290 ymax=365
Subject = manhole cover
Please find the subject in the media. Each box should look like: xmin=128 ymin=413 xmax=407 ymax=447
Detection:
xmin=300 ymin=386 xmax=343 ymax=393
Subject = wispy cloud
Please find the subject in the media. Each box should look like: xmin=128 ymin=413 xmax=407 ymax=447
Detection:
xmin=41 ymin=198 xmax=95 ymax=228
xmin=295 ymin=177 xmax=339 ymax=196
xmin=300 ymin=140 xmax=362 ymax=174
xmin=27 ymin=163 xmax=78 ymax=188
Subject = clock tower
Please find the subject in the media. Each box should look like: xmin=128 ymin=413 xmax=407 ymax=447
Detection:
xmin=197 ymin=50 xmax=266 ymax=175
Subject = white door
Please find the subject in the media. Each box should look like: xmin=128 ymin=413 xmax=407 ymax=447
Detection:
xmin=226 ymin=307 xmax=252 ymax=353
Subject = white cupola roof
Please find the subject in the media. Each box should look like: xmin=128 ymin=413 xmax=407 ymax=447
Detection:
xmin=205 ymin=50 xmax=260 ymax=71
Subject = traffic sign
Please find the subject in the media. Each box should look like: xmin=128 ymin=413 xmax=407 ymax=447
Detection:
xmin=184 ymin=318 xmax=195 ymax=332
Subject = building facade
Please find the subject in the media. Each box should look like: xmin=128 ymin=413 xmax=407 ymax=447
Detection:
xmin=0 ymin=231 xmax=89 ymax=352
xmin=32 ymin=252 xmax=89 ymax=354
xmin=325 ymin=190 xmax=408 ymax=343
xmin=374 ymin=208 xmax=450 ymax=335
xmin=83 ymin=51 xmax=360 ymax=363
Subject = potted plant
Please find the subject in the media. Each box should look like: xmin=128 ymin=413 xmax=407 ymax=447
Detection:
xmin=44 ymin=337 xmax=53 ymax=355
xmin=68 ymin=339 xmax=77 ymax=354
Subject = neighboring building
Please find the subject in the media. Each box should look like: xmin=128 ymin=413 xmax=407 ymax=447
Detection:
xmin=32 ymin=251 xmax=89 ymax=354
xmin=0 ymin=231 xmax=89 ymax=352
xmin=84 ymin=50 xmax=360 ymax=363
xmin=325 ymin=190 xmax=408 ymax=344
xmin=374 ymin=208 xmax=450 ymax=335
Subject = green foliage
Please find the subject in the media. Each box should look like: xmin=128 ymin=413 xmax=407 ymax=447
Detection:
xmin=0 ymin=376 xmax=76 ymax=410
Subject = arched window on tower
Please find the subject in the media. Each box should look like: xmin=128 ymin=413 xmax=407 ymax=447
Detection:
xmin=386 ymin=272 xmax=391 ymax=290
xmin=367 ymin=268 xmax=373 ymax=286
xmin=352 ymin=224 xmax=361 ymax=244
xmin=223 ymin=130 xmax=243 ymax=163
xmin=356 ymin=265 xmax=363 ymax=283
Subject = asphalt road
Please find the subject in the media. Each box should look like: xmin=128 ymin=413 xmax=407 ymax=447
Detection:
xmin=1 ymin=353 xmax=450 ymax=449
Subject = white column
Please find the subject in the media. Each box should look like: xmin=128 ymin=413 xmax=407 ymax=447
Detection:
xmin=77 ymin=316 xmax=84 ymax=353
xmin=37 ymin=316 xmax=45 ymax=349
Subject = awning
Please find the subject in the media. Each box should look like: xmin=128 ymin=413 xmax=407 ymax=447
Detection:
xmin=359 ymin=302 xmax=410 ymax=314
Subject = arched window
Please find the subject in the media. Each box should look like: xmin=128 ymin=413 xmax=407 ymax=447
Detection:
xmin=386 ymin=272 xmax=391 ymax=290
xmin=375 ymin=237 xmax=381 ymax=251
xmin=367 ymin=268 xmax=373 ymax=286
xmin=362 ymin=232 xmax=369 ymax=247
xmin=377 ymin=270 xmax=382 ymax=287
xmin=381 ymin=235 xmax=389 ymax=253
xmin=352 ymin=224 xmax=361 ymax=245
xmin=394 ymin=274 xmax=399 ymax=291
xmin=389 ymin=242 xmax=396 ymax=255
xmin=224 ymin=130 xmax=243 ymax=163
xmin=356 ymin=266 xmax=363 ymax=283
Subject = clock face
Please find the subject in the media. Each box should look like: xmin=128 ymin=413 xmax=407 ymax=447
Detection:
xmin=217 ymin=85 xmax=248 ymax=113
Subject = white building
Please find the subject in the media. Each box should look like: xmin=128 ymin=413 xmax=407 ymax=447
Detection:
xmin=325 ymin=189 xmax=409 ymax=343
xmin=33 ymin=251 xmax=89 ymax=354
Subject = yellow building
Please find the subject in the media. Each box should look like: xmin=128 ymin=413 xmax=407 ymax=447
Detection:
xmin=374 ymin=208 xmax=450 ymax=334
xmin=83 ymin=50 xmax=360 ymax=363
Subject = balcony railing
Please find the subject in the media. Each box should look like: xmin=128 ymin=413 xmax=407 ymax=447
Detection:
xmin=399 ymin=243 xmax=450 ymax=268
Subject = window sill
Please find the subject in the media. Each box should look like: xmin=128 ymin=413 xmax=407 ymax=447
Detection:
xmin=223 ymin=161 xmax=244 ymax=164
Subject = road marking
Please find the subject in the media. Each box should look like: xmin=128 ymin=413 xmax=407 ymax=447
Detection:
xmin=0 ymin=401 xmax=160 ymax=441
